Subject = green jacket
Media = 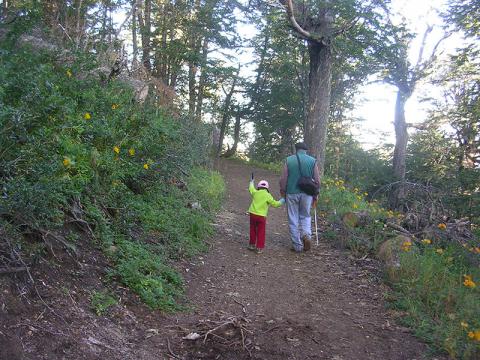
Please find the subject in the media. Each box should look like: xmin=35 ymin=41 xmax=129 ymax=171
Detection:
xmin=248 ymin=182 xmax=282 ymax=217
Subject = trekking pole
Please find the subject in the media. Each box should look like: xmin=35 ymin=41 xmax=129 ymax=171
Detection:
xmin=314 ymin=207 xmax=319 ymax=246
xmin=251 ymin=172 xmax=254 ymax=181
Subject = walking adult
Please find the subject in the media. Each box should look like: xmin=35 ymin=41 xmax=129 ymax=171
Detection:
xmin=279 ymin=142 xmax=320 ymax=252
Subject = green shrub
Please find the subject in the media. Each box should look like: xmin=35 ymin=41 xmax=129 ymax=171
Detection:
xmin=317 ymin=177 xmax=388 ymax=218
xmin=0 ymin=32 xmax=224 ymax=311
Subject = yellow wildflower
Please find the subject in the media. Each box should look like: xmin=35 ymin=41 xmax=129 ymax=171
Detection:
xmin=401 ymin=241 xmax=412 ymax=252
xmin=66 ymin=69 xmax=72 ymax=78
xmin=463 ymin=275 xmax=476 ymax=288
xmin=143 ymin=163 xmax=149 ymax=170
xmin=353 ymin=204 xmax=358 ymax=209
xmin=475 ymin=330 xmax=480 ymax=341
xmin=473 ymin=247 xmax=480 ymax=254
xmin=436 ymin=248 xmax=444 ymax=255
xmin=84 ymin=112 xmax=91 ymax=120
xmin=128 ymin=148 xmax=135 ymax=156
xmin=438 ymin=223 xmax=447 ymax=230
xmin=461 ymin=322 xmax=469 ymax=329
xmin=113 ymin=146 xmax=120 ymax=154
xmin=421 ymin=239 xmax=432 ymax=245
xmin=468 ymin=331 xmax=475 ymax=339
xmin=62 ymin=157 xmax=71 ymax=167
xmin=364 ymin=192 xmax=368 ymax=196
xmin=111 ymin=103 xmax=119 ymax=110
xmin=354 ymin=187 xmax=359 ymax=193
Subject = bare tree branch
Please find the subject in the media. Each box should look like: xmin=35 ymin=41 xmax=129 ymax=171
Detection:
xmin=285 ymin=0 xmax=314 ymax=40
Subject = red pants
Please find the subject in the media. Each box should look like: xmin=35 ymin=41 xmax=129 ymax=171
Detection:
xmin=249 ymin=213 xmax=267 ymax=249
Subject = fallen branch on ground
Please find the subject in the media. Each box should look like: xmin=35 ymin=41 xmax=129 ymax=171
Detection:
xmin=183 ymin=314 xmax=254 ymax=355
xmin=0 ymin=267 xmax=27 ymax=275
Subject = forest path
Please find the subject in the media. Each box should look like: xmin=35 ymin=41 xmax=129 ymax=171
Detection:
xmin=1 ymin=160 xmax=442 ymax=360
xmin=147 ymin=159 xmax=438 ymax=359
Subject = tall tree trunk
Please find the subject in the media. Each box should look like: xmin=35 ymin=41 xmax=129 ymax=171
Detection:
xmin=188 ymin=61 xmax=197 ymax=119
xmin=217 ymin=78 xmax=238 ymax=156
xmin=393 ymin=90 xmax=408 ymax=181
xmin=195 ymin=37 xmax=209 ymax=122
xmin=2 ymin=0 xmax=8 ymax=17
xmin=157 ymin=3 xmax=168 ymax=81
xmin=249 ymin=35 xmax=269 ymax=114
xmin=391 ymin=90 xmax=409 ymax=209
xmin=138 ymin=0 xmax=151 ymax=71
xmin=74 ymin=0 xmax=83 ymax=48
xmin=223 ymin=111 xmax=241 ymax=157
xmin=132 ymin=0 xmax=138 ymax=65
xmin=101 ymin=3 xmax=107 ymax=43
xmin=305 ymin=40 xmax=332 ymax=177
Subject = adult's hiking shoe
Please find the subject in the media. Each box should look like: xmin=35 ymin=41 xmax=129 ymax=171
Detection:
xmin=302 ymin=235 xmax=311 ymax=251
xmin=247 ymin=244 xmax=256 ymax=251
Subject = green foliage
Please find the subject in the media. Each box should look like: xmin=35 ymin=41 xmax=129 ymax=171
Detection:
xmin=0 ymin=34 xmax=224 ymax=311
xmin=392 ymin=246 xmax=480 ymax=359
xmin=90 ymin=290 xmax=118 ymax=316
xmin=317 ymin=177 xmax=387 ymax=218
xmin=189 ymin=168 xmax=225 ymax=212
xmin=247 ymin=0 xmax=395 ymax=162
xmin=325 ymin=133 xmax=394 ymax=193
xmin=315 ymin=175 xmax=480 ymax=357
xmin=444 ymin=0 xmax=480 ymax=38
xmin=112 ymin=238 xmax=183 ymax=311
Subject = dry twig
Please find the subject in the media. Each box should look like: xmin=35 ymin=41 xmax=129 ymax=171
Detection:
xmin=166 ymin=338 xmax=183 ymax=360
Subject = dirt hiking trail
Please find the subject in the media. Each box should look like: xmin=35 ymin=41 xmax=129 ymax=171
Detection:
xmin=155 ymin=160 xmax=438 ymax=359
xmin=0 ymin=159 xmax=444 ymax=360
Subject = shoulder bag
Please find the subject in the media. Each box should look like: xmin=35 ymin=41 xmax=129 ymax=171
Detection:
xmin=296 ymin=153 xmax=320 ymax=196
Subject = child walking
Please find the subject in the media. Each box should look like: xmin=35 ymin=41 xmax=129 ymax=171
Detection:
xmin=248 ymin=177 xmax=285 ymax=253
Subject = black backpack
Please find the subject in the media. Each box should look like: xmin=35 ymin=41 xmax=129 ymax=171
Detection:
xmin=295 ymin=153 xmax=320 ymax=196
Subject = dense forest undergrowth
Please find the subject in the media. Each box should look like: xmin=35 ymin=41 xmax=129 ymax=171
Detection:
xmin=0 ymin=20 xmax=224 ymax=313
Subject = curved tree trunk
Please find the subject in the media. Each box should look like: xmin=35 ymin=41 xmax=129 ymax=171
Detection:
xmin=305 ymin=41 xmax=332 ymax=177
